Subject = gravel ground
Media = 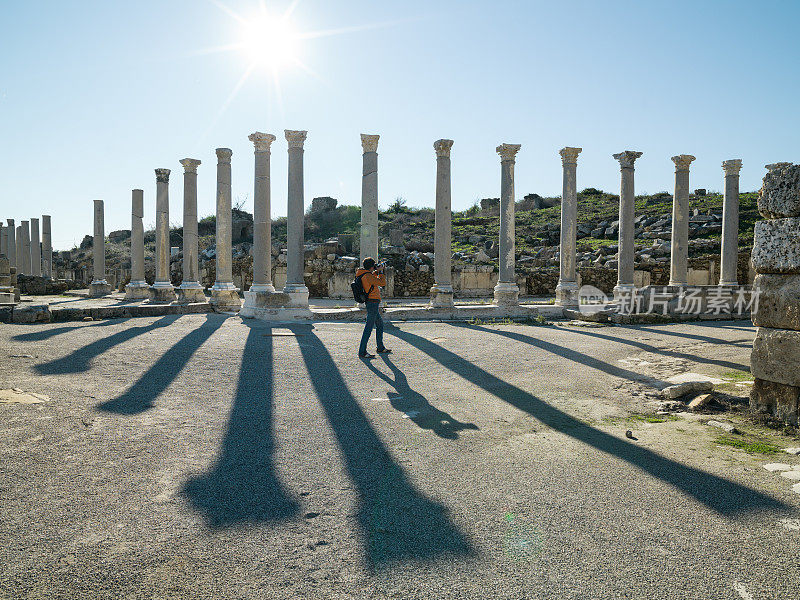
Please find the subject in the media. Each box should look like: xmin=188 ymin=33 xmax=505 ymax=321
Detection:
xmin=1 ymin=316 xmax=798 ymax=599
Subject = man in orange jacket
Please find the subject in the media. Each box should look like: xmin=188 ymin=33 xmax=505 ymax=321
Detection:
xmin=356 ymin=257 xmax=391 ymax=358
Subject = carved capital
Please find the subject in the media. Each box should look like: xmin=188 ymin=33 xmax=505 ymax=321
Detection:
xmin=249 ymin=132 xmax=276 ymax=152
xmin=560 ymin=146 xmax=582 ymax=166
xmin=6 ymin=219 xmax=13 ymax=227
xmin=434 ymin=139 xmax=454 ymax=158
xmin=722 ymin=159 xmax=742 ymax=176
xmin=360 ymin=134 xmax=380 ymax=153
xmin=613 ymin=150 xmax=642 ymax=169
xmin=285 ymin=130 xmax=308 ymax=148
xmin=180 ymin=158 xmax=201 ymax=173
xmin=155 ymin=168 xmax=171 ymax=183
xmin=671 ymin=154 xmax=696 ymax=171
xmin=765 ymin=162 xmax=792 ymax=171
xmin=215 ymin=148 xmax=232 ymax=163
xmin=496 ymin=143 xmax=521 ymax=162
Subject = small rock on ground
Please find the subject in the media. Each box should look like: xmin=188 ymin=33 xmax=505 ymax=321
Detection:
xmin=688 ymin=393 xmax=713 ymax=411
xmin=779 ymin=470 xmax=800 ymax=481
xmin=793 ymin=482 xmax=800 ymax=494
xmin=707 ymin=420 xmax=737 ymax=433
xmin=661 ymin=381 xmax=713 ymax=399
xmin=763 ymin=463 xmax=793 ymax=472
xmin=785 ymin=447 xmax=800 ymax=455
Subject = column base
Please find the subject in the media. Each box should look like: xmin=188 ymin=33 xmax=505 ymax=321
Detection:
xmin=493 ymin=281 xmax=519 ymax=306
xmin=176 ymin=282 xmax=207 ymax=304
xmin=0 ymin=287 xmax=15 ymax=304
xmin=210 ymin=283 xmax=242 ymax=311
xmin=148 ymin=282 xmax=177 ymax=303
xmin=124 ymin=280 xmax=150 ymax=300
xmin=89 ymin=280 xmax=112 ymax=298
xmin=249 ymin=283 xmax=276 ymax=293
xmin=240 ymin=289 xmax=291 ymax=317
xmin=555 ymin=280 xmax=579 ymax=307
xmin=282 ymin=283 xmax=310 ymax=308
xmin=612 ymin=283 xmax=636 ymax=301
xmin=429 ymin=284 xmax=454 ymax=308
xmin=718 ymin=280 xmax=738 ymax=287
xmin=668 ymin=279 xmax=688 ymax=287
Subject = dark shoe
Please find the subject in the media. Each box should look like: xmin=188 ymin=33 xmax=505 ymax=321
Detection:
xmin=359 ymin=353 xmax=376 ymax=359
xmin=377 ymin=348 xmax=392 ymax=354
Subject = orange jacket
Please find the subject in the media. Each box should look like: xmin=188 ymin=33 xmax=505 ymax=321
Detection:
xmin=355 ymin=268 xmax=386 ymax=301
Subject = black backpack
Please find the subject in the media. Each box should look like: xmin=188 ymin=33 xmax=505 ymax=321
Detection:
xmin=351 ymin=272 xmax=373 ymax=303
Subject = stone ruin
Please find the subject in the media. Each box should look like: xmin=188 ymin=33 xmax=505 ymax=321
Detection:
xmin=750 ymin=163 xmax=800 ymax=426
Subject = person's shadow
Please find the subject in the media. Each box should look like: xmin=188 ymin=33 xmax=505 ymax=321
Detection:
xmin=365 ymin=355 xmax=479 ymax=439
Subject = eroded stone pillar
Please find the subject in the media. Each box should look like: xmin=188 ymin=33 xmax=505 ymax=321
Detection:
xmin=210 ymin=148 xmax=241 ymax=310
xmin=89 ymin=200 xmax=111 ymax=296
xmin=150 ymin=168 xmax=177 ymax=302
xmin=15 ymin=226 xmax=22 ymax=275
xmin=20 ymin=220 xmax=31 ymax=276
xmin=283 ymin=130 xmax=309 ymax=307
xmin=555 ymin=147 xmax=582 ymax=307
xmin=30 ymin=217 xmax=41 ymax=277
xmin=668 ymin=154 xmax=695 ymax=286
xmin=613 ymin=150 xmax=643 ymax=299
xmin=360 ymin=134 xmax=380 ymax=265
xmin=6 ymin=219 xmax=16 ymax=269
xmin=493 ymin=143 xmax=521 ymax=306
xmin=125 ymin=189 xmax=149 ymax=299
xmin=430 ymin=138 xmax=454 ymax=308
xmin=719 ymin=159 xmax=743 ymax=286
xmin=41 ymin=215 xmax=52 ymax=278
xmin=177 ymin=158 xmax=205 ymax=303
xmin=0 ymin=224 xmax=6 ymax=259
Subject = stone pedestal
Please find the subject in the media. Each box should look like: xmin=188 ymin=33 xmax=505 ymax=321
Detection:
xmin=6 ymin=219 xmax=15 ymax=270
xmin=125 ymin=189 xmax=150 ymax=299
xmin=30 ymin=217 xmax=41 ymax=277
xmin=360 ymin=134 xmax=380 ymax=265
xmin=430 ymin=139 xmax=455 ymax=308
xmin=20 ymin=220 xmax=31 ymax=275
xmin=89 ymin=200 xmax=111 ymax=297
xmin=0 ymin=257 xmax=14 ymax=304
xmin=177 ymin=158 xmax=206 ymax=303
xmin=150 ymin=168 xmax=177 ymax=303
xmin=210 ymin=148 xmax=241 ymax=310
xmin=668 ymin=154 xmax=695 ymax=286
xmin=283 ymin=130 xmax=310 ymax=307
xmin=41 ymin=215 xmax=52 ymax=278
xmin=612 ymin=150 xmax=643 ymax=300
xmin=555 ymin=147 xmax=582 ymax=307
xmin=493 ymin=143 xmax=521 ymax=306
xmin=719 ymin=159 xmax=742 ymax=286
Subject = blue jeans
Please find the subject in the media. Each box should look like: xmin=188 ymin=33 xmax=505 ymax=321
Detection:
xmin=359 ymin=300 xmax=384 ymax=355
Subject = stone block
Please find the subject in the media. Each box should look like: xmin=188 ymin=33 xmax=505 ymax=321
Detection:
xmin=752 ymin=274 xmax=800 ymax=330
xmin=751 ymin=327 xmax=800 ymax=387
xmin=751 ymin=218 xmax=800 ymax=274
xmin=12 ymin=304 xmax=51 ymax=324
xmin=750 ymin=377 xmax=799 ymax=426
xmin=758 ymin=164 xmax=800 ymax=218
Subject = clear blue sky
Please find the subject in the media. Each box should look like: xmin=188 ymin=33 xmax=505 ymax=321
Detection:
xmin=2 ymin=0 xmax=798 ymax=250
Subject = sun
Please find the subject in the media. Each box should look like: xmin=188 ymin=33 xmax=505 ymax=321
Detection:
xmin=241 ymin=14 xmax=299 ymax=71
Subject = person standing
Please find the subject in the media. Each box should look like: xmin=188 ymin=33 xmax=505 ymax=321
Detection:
xmin=356 ymin=257 xmax=391 ymax=358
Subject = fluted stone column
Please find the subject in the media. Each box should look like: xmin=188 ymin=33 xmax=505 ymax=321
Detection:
xmin=41 ymin=215 xmax=52 ymax=278
xmin=15 ymin=226 xmax=23 ymax=275
xmin=719 ymin=159 xmax=743 ymax=286
xmin=555 ymin=147 xmax=582 ymax=307
xmin=283 ymin=130 xmax=310 ymax=307
xmin=30 ymin=218 xmax=41 ymax=277
xmin=613 ymin=150 xmax=643 ymax=299
xmin=89 ymin=200 xmax=111 ymax=296
xmin=6 ymin=219 xmax=16 ymax=270
xmin=668 ymin=155 xmax=695 ymax=286
xmin=0 ymin=224 xmax=6 ymax=259
xmin=124 ymin=190 xmax=149 ymax=299
xmin=176 ymin=158 xmax=205 ymax=303
xmin=20 ymin=220 xmax=31 ymax=276
xmin=360 ymin=134 xmax=380 ymax=265
xmin=493 ymin=143 xmax=521 ymax=306
xmin=149 ymin=168 xmax=177 ymax=302
xmin=430 ymin=139 xmax=454 ymax=308
xmin=210 ymin=148 xmax=241 ymax=310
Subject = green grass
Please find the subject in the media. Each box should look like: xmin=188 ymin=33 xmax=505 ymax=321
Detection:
xmin=714 ymin=435 xmax=782 ymax=454
xmin=605 ymin=413 xmax=681 ymax=424
xmin=720 ymin=369 xmax=754 ymax=382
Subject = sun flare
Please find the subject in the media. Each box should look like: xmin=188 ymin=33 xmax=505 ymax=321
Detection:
xmin=241 ymin=14 xmax=298 ymax=71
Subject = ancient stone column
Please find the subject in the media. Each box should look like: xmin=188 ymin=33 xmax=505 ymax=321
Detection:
xmin=6 ymin=219 xmax=16 ymax=269
xmin=176 ymin=158 xmax=205 ymax=303
xmin=30 ymin=217 xmax=41 ymax=277
xmin=210 ymin=148 xmax=241 ymax=310
xmin=150 ymin=168 xmax=177 ymax=302
xmin=249 ymin=132 xmax=276 ymax=294
xmin=283 ymin=130 xmax=309 ymax=307
xmin=20 ymin=220 xmax=31 ymax=276
xmin=555 ymin=147 xmax=582 ymax=307
xmin=41 ymin=215 xmax=52 ymax=278
xmin=668 ymin=154 xmax=696 ymax=286
xmin=15 ymin=226 xmax=23 ymax=275
xmin=125 ymin=189 xmax=149 ymax=299
xmin=612 ymin=150 xmax=643 ymax=299
xmin=493 ymin=143 xmax=522 ymax=306
xmin=89 ymin=200 xmax=111 ymax=296
xmin=719 ymin=159 xmax=743 ymax=286
xmin=360 ymin=134 xmax=380 ymax=265
xmin=0 ymin=224 xmax=6 ymax=259
xmin=430 ymin=139 xmax=454 ymax=308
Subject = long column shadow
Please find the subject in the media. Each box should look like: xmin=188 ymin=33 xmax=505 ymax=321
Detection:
xmin=290 ymin=324 xmax=473 ymax=565
xmin=97 ymin=314 xmax=225 ymax=415
xmin=386 ymin=326 xmax=788 ymax=516
xmin=13 ymin=319 xmax=127 ymax=343
xmin=631 ymin=324 xmax=753 ymax=348
xmin=363 ymin=355 xmax=479 ymax=439
xmin=181 ymin=324 xmax=299 ymax=527
xmin=35 ymin=315 xmax=178 ymax=375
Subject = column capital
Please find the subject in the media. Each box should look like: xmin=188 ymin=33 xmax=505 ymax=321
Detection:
xmin=155 ymin=168 xmax=171 ymax=182
xmin=434 ymin=139 xmax=454 ymax=158
xmin=180 ymin=158 xmax=201 ymax=173
xmin=765 ymin=161 xmax=792 ymax=171
xmin=613 ymin=150 xmax=642 ymax=169
xmin=92 ymin=199 xmax=103 ymax=206
xmin=671 ymin=154 xmax=696 ymax=171
xmin=216 ymin=148 xmax=233 ymax=163
xmin=285 ymin=130 xmax=308 ymax=148
xmin=496 ymin=143 xmax=521 ymax=162
xmin=559 ymin=146 xmax=582 ymax=165
xmin=722 ymin=159 xmax=742 ymax=176
xmin=249 ymin=131 xmax=276 ymax=152
xmin=6 ymin=219 xmax=13 ymax=226
xmin=360 ymin=134 xmax=380 ymax=153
